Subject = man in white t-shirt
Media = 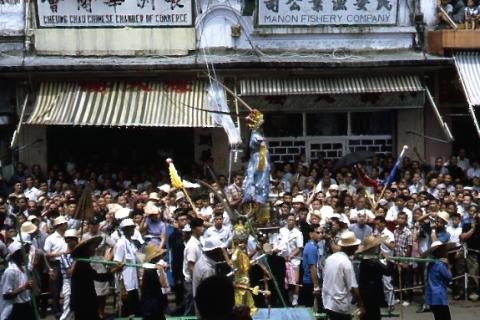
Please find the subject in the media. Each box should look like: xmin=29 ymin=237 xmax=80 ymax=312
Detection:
xmin=114 ymin=219 xmax=140 ymax=317
xmin=278 ymin=214 xmax=304 ymax=306
xmin=182 ymin=218 xmax=204 ymax=316
xmin=374 ymin=216 xmax=396 ymax=307
xmin=322 ymin=231 xmax=364 ymax=319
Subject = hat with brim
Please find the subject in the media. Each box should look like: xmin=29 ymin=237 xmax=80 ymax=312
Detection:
xmin=311 ymin=210 xmax=321 ymax=218
xmin=21 ymin=221 xmax=38 ymax=234
xmin=338 ymin=231 xmax=361 ymax=247
xmin=149 ymin=192 xmax=160 ymax=201
xmin=53 ymin=216 xmax=68 ymax=227
xmin=115 ymin=208 xmax=131 ymax=220
xmin=119 ymin=218 xmax=136 ymax=229
xmin=422 ymin=241 xmax=456 ymax=258
xmin=71 ymin=236 xmax=102 ymax=258
xmin=144 ymin=204 xmax=160 ymax=216
xmin=437 ymin=211 xmax=450 ymax=223
xmin=144 ymin=244 xmax=167 ymax=263
xmin=175 ymin=191 xmax=185 ymax=202
xmin=158 ymin=184 xmax=171 ymax=194
xmin=6 ymin=241 xmax=23 ymax=260
xmin=357 ymin=235 xmax=388 ymax=254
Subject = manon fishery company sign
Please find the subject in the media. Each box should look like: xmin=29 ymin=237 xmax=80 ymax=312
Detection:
xmin=35 ymin=0 xmax=192 ymax=27
xmin=257 ymin=0 xmax=398 ymax=26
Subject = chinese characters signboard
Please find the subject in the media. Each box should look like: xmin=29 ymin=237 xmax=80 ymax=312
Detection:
xmin=258 ymin=0 xmax=398 ymax=26
xmin=35 ymin=0 xmax=192 ymax=27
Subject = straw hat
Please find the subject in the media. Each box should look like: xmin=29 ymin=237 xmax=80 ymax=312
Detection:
xmin=144 ymin=244 xmax=166 ymax=263
xmin=337 ymin=231 xmax=361 ymax=247
xmin=64 ymin=229 xmax=79 ymax=239
xmin=357 ymin=235 xmax=387 ymax=254
xmin=292 ymin=195 xmax=305 ymax=204
xmin=6 ymin=241 xmax=23 ymax=260
xmin=437 ymin=211 xmax=450 ymax=223
xmin=27 ymin=215 xmax=39 ymax=222
xmin=158 ymin=184 xmax=171 ymax=194
xmin=115 ymin=208 xmax=131 ymax=220
xmin=144 ymin=204 xmax=160 ymax=216
xmin=422 ymin=241 xmax=456 ymax=258
xmin=149 ymin=192 xmax=160 ymax=201
xmin=71 ymin=236 xmax=102 ymax=258
xmin=20 ymin=221 xmax=37 ymax=234
xmin=53 ymin=216 xmax=67 ymax=227
xmin=175 ymin=191 xmax=185 ymax=202
xmin=119 ymin=218 xmax=136 ymax=229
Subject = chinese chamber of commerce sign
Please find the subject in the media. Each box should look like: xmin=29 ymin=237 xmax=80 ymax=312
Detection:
xmin=257 ymin=0 xmax=398 ymax=26
xmin=35 ymin=0 xmax=192 ymax=27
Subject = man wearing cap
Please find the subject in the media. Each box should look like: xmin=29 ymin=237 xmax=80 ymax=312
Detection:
xmin=59 ymin=229 xmax=78 ymax=320
xmin=44 ymin=215 xmax=68 ymax=318
xmin=0 ymin=241 xmax=34 ymax=320
xmin=322 ymin=231 xmax=364 ymax=320
xmin=83 ymin=216 xmax=115 ymax=318
xmin=114 ymin=218 xmax=141 ymax=317
xmin=183 ymin=218 xmax=204 ymax=316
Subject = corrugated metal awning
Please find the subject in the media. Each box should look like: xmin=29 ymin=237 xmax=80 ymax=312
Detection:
xmin=454 ymin=52 xmax=480 ymax=107
xmin=454 ymin=52 xmax=480 ymax=138
xmin=27 ymin=81 xmax=216 ymax=127
xmin=239 ymin=75 xmax=423 ymax=96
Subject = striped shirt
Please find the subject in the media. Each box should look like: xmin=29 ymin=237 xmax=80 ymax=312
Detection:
xmin=59 ymin=253 xmax=73 ymax=280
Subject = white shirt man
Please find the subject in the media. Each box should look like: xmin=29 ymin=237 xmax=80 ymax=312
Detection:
xmin=385 ymin=206 xmax=413 ymax=228
xmin=278 ymin=224 xmax=304 ymax=266
xmin=203 ymin=225 xmax=232 ymax=248
xmin=322 ymin=250 xmax=359 ymax=314
xmin=24 ymin=187 xmax=39 ymax=202
xmin=183 ymin=235 xmax=202 ymax=283
xmin=44 ymin=229 xmax=67 ymax=262
xmin=114 ymin=234 xmax=139 ymax=292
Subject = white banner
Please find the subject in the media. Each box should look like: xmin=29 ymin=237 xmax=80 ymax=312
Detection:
xmin=35 ymin=0 xmax=193 ymax=27
xmin=0 ymin=0 xmax=25 ymax=34
xmin=258 ymin=0 xmax=398 ymax=26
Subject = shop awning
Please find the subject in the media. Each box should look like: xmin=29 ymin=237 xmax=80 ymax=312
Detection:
xmin=453 ymin=52 xmax=480 ymax=138
xmin=239 ymin=75 xmax=423 ymax=96
xmin=27 ymin=81 xmax=216 ymax=127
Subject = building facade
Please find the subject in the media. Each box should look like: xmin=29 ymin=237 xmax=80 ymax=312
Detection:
xmin=0 ymin=0 xmax=476 ymax=177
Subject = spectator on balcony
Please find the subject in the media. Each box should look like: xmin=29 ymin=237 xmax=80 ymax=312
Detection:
xmin=438 ymin=0 xmax=466 ymax=27
xmin=465 ymin=0 xmax=479 ymax=29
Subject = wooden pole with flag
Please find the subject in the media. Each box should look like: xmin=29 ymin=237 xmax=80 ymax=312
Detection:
xmin=166 ymin=158 xmax=200 ymax=217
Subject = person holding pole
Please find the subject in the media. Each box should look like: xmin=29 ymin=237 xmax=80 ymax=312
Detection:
xmin=70 ymin=234 xmax=123 ymax=320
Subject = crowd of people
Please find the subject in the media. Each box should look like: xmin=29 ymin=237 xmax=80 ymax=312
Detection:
xmin=0 ymin=147 xmax=479 ymax=320
xmin=438 ymin=0 xmax=480 ymax=29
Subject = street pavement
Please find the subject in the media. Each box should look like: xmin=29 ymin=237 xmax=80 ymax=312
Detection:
xmin=42 ymin=299 xmax=479 ymax=319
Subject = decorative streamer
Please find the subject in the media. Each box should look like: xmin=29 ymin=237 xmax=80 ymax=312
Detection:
xmin=205 ymin=82 xmax=242 ymax=146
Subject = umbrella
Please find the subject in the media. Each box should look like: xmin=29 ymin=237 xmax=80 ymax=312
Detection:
xmin=333 ymin=151 xmax=375 ymax=171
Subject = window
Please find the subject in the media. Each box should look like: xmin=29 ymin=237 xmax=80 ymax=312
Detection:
xmin=351 ymin=111 xmax=393 ymax=135
xmin=306 ymin=112 xmax=347 ymax=136
xmin=264 ymin=113 xmax=303 ymax=137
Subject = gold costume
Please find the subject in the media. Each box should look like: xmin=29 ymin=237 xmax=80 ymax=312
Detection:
xmin=232 ymin=246 xmax=257 ymax=315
